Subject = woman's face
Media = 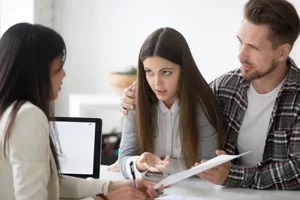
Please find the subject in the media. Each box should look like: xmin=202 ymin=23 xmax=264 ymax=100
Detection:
xmin=143 ymin=56 xmax=180 ymax=108
xmin=50 ymin=54 xmax=66 ymax=100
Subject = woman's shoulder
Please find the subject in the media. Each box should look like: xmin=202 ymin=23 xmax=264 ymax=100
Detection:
xmin=1 ymin=101 xmax=48 ymax=127
xmin=16 ymin=102 xmax=48 ymax=122
xmin=0 ymin=101 xmax=50 ymax=159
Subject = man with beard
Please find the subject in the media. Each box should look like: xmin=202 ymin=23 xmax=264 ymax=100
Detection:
xmin=121 ymin=0 xmax=300 ymax=190
xmin=195 ymin=0 xmax=300 ymax=190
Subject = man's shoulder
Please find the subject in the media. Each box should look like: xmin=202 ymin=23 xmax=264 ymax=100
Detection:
xmin=286 ymin=60 xmax=300 ymax=89
xmin=216 ymin=68 xmax=241 ymax=80
xmin=210 ymin=68 xmax=244 ymax=90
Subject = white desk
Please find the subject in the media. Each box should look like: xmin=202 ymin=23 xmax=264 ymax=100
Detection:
xmin=100 ymin=165 xmax=299 ymax=200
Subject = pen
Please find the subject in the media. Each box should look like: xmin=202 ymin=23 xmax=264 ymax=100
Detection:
xmin=129 ymin=161 xmax=138 ymax=189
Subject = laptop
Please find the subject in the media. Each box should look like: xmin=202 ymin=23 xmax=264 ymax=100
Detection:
xmin=51 ymin=117 xmax=102 ymax=179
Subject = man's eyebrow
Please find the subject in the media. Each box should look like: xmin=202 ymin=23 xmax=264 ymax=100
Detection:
xmin=236 ymin=35 xmax=260 ymax=50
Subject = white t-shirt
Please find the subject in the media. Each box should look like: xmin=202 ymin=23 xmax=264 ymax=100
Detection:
xmin=238 ymin=79 xmax=285 ymax=166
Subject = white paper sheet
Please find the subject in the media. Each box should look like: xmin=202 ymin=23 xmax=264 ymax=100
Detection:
xmin=154 ymin=151 xmax=251 ymax=189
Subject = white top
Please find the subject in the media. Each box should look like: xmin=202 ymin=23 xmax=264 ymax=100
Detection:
xmin=238 ymin=80 xmax=284 ymax=166
xmin=154 ymin=100 xmax=182 ymax=158
xmin=124 ymin=100 xmax=183 ymax=178
xmin=119 ymin=100 xmax=218 ymax=179
xmin=0 ymin=102 xmax=110 ymax=200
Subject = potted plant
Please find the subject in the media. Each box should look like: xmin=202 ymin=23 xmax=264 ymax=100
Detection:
xmin=108 ymin=66 xmax=137 ymax=96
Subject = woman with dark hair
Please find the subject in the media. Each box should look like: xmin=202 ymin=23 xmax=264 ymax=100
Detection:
xmin=119 ymin=27 xmax=223 ymax=179
xmin=0 ymin=23 xmax=162 ymax=200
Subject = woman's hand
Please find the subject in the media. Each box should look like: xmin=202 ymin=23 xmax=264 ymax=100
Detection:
xmin=104 ymin=179 xmax=166 ymax=200
xmin=136 ymin=152 xmax=170 ymax=172
xmin=105 ymin=186 xmax=147 ymax=200
xmin=107 ymin=160 xmax=119 ymax=172
xmin=95 ymin=186 xmax=146 ymax=200
xmin=136 ymin=179 xmax=165 ymax=200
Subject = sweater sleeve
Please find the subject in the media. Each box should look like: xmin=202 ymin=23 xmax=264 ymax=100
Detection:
xmin=196 ymin=105 xmax=218 ymax=161
xmin=118 ymin=110 xmax=143 ymax=179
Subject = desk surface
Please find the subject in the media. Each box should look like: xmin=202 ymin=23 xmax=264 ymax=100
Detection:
xmin=100 ymin=165 xmax=299 ymax=200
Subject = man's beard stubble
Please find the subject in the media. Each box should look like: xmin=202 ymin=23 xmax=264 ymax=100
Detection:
xmin=241 ymin=59 xmax=277 ymax=81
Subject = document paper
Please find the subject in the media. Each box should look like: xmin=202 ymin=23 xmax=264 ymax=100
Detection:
xmin=154 ymin=151 xmax=251 ymax=189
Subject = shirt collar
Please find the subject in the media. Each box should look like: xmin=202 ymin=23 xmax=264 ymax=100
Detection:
xmin=281 ymin=57 xmax=300 ymax=92
xmin=158 ymin=99 xmax=180 ymax=114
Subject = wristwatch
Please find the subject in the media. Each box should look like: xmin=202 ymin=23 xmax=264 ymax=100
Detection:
xmin=96 ymin=193 xmax=109 ymax=200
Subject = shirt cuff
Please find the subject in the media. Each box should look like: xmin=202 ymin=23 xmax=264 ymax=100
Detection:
xmin=223 ymin=164 xmax=244 ymax=187
xmin=125 ymin=156 xmax=143 ymax=179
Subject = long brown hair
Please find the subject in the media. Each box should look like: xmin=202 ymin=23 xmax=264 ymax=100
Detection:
xmin=136 ymin=27 xmax=223 ymax=167
xmin=0 ymin=23 xmax=66 ymax=173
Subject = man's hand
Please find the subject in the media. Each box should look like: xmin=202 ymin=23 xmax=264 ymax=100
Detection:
xmin=136 ymin=152 xmax=170 ymax=172
xmin=196 ymin=150 xmax=231 ymax=185
xmin=121 ymin=82 xmax=137 ymax=115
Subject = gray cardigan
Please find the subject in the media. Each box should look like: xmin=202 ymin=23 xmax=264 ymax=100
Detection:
xmin=119 ymin=103 xmax=218 ymax=178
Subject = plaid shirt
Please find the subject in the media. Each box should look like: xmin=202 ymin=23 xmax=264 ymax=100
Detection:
xmin=210 ymin=57 xmax=300 ymax=189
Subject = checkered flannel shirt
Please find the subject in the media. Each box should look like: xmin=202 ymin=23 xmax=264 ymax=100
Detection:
xmin=210 ymin=57 xmax=300 ymax=189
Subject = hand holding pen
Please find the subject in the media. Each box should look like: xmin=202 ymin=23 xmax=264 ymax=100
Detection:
xmin=128 ymin=160 xmax=171 ymax=199
xmin=102 ymin=179 xmax=166 ymax=200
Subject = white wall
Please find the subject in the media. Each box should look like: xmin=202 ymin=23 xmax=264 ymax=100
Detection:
xmin=34 ymin=0 xmax=54 ymax=28
xmin=0 ymin=0 xmax=54 ymax=34
xmin=0 ymin=0 xmax=34 ymax=35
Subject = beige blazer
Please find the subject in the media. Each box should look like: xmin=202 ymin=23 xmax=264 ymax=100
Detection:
xmin=0 ymin=102 xmax=110 ymax=200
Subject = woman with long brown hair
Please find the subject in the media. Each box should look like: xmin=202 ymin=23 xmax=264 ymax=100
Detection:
xmin=119 ymin=27 xmax=223 ymax=179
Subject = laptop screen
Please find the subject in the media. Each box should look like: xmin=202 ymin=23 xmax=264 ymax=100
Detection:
xmin=51 ymin=117 xmax=102 ymax=178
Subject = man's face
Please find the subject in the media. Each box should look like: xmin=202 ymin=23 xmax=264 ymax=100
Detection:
xmin=237 ymin=19 xmax=281 ymax=81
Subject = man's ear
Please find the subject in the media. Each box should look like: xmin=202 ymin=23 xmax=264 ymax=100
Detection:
xmin=278 ymin=43 xmax=291 ymax=62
